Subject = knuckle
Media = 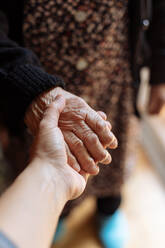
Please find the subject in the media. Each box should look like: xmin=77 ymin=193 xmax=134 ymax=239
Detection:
xmin=72 ymin=139 xmax=84 ymax=151
xmin=87 ymin=158 xmax=95 ymax=167
xmin=88 ymin=133 xmax=98 ymax=144
xmin=96 ymin=150 xmax=107 ymax=162
xmin=96 ymin=119 xmax=107 ymax=132
xmin=103 ymin=132 xmax=115 ymax=146
xmin=83 ymin=130 xmax=97 ymax=144
xmin=105 ymin=136 xmax=114 ymax=146
xmin=83 ymin=158 xmax=95 ymax=171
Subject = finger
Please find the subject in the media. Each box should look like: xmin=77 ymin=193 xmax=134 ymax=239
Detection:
xmin=97 ymin=111 xmax=107 ymax=120
xmin=85 ymin=109 xmax=117 ymax=148
xmin=100 ymin=150 xmax=112 ymax=164
xmin=106 ymin=121 xmax=112 ymax=131
xmin=148 ymin=99 xmax=163 ymax=115
xmin=42 ymin=95 xmax=66 ymax=128
xmin=63 ymin=131 xmax=99 ymax=175
xmin=65 ymin=142 xmax=81 ymax=172
xmin=72 ymin=121 xmax=112 ymax=164
xmin=109 ymin=137 xmax=118 ymax=149
xmin=97 ymin=111 xmax=112 ymax=131
xmin=79 ymin=170 xmax=90 ymax=182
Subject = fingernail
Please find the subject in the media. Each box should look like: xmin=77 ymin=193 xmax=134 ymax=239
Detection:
xmin=91 ymin=164 xmax=100 ymax=175
xmin=101 ymin=151 xmax=112 ymax=164
xmin=110 ymin=138 xmax=118 ymax=149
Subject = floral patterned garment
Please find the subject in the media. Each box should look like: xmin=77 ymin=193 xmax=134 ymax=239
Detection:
xmin=23 ymin=0 xmax=134 ymax=202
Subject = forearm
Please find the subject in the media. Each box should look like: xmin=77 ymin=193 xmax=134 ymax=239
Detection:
xmin=0 ymin=159 xmax=67 ymax=248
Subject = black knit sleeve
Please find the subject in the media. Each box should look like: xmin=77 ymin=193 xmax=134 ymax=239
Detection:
xmin=0 ymin=10 xmax=64 ymax=130
xmin=148 ymin=0 xmax=165 ymax=85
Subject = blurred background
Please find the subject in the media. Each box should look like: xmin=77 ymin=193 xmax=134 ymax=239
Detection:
xmin=53 ymin=68 xmax=165 ymax=248
xmin=0 ymin=1 xmax=165 ymax=247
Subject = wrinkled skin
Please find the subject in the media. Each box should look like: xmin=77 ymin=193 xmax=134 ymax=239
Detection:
xmin=32 ymin=95 xmax=88 ymax=200
xmin=148 ymin=84 xmax=165 ymax=114
xmin=25 ymin=87 xmax=118 ymax=175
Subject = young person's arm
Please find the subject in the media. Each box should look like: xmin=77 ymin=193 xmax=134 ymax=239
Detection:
xmin=0 ymin=95 xmax=88 ymax=248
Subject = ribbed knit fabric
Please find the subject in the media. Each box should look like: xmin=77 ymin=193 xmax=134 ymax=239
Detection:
xmin=7 ymin=64 xmax=64 ymax=107
xmin=0 ymin=10 xmax=65 ymax=133
xmin=0 ymin=63 xmax=64 ymax=134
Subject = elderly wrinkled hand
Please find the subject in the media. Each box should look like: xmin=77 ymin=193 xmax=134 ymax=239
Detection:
xmin=25 ymin=87 xmax=118 ymax=175
xmin=31 ymin=95 xmax=88 ymax=200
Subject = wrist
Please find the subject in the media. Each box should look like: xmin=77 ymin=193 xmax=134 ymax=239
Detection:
xmin=29 ymin=157 xmax=70 ymax=205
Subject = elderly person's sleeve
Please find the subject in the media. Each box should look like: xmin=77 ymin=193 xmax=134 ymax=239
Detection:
xmin=0 ymin=10 xmax=64 ymax=130
xmin=148 ymin=0 xmax=165 ymax=85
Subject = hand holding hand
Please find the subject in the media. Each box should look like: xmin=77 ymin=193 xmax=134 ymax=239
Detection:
xmin=25 ymin=87 xmax=118 ymax=175
xmin=31 ymin=95 xmax=88 ymax=200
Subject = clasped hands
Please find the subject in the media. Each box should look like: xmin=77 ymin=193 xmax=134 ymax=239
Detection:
xmin=25 ymin=87 xmax=118 ymax=199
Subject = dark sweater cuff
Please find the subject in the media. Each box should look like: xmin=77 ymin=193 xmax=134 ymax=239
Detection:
xmin=7 ymin=64 xmax=65 ymax=107
xmin=1 ymin=64 xmax=65 ymax=133
xmin=150 ymin=54 xmax=165 ymax=85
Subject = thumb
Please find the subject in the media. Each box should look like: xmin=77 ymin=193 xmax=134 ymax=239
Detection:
xmin=43 ymin=95 xmax=66 ymax=127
